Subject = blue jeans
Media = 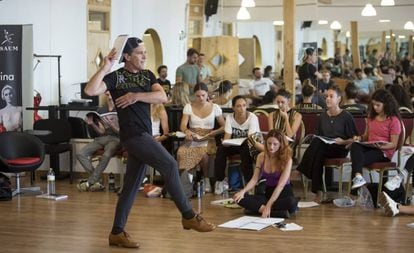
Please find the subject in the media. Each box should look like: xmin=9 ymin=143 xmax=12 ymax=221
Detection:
xmin=112 ymin=132 xmax=193 ymax=231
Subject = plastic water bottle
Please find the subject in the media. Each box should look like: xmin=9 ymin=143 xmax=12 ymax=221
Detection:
xmin=197 ymin=182 xmax=203 ymax=214
xmin=108 ymin=173 xmax=115 ymax=192
xmin=47 ymin=168 xmax=55 ymax=195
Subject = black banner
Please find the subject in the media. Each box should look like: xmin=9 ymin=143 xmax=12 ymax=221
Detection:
xmin=0 ymin=25 xmax=22 ymax=132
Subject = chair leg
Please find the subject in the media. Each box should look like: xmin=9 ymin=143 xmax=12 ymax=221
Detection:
xmin=69 ymin=148 xmax=73 ymax=184
xmin=338 ymin=166 xmax=343 ymax=197
xmin=301 ymin=174 xmax=308 ymax=199
xmin=377 ymin=170 xmax=384 ymax=208
xmin=322 ymin=166 xmax=327 ymax=193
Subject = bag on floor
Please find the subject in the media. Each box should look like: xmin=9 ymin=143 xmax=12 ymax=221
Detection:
xmin=0 ymin=173 xmax=12 ymax=201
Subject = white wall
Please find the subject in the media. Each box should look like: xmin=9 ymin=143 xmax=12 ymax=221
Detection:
xmin=111 ymin=0 xmax=188 ymax=81
xmin=0 ymin=0 xmax=87 ymax=119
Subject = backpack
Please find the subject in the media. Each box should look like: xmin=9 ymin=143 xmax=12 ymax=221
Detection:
xmin=0 ymin=173 xmax=12 ymax=201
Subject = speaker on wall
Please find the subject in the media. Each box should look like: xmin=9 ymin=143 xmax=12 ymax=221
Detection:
xmin=301 ymin=21 xmax=312 ymax=29
xmin=205 ymin=0 xmax=219 ymax=21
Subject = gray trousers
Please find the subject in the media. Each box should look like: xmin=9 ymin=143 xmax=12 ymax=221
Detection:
xmin=113 ymin=133 xmax=193 ymax=230
xmin=77 ymin=135 xmax=121 ymax=184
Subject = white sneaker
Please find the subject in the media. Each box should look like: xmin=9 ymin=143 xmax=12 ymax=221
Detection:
xmin=379 ymin=191 xmax=399 ymax=217
xmin=203 ymin=178 xmax=212 ymax=193
xmin=384 ymin=175 xmax=402 ymax=191
xmin=351 ymin=174 xmax=366 ymax=189
xmin=214 ymin=181 xmax=224 ymax=195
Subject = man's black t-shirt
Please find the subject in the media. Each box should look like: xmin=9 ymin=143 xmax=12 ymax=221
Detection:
xmin=103 ymin=68 xmax=157 ymax=142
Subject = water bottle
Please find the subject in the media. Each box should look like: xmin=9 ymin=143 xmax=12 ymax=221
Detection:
xmin=47 ymin=168 xmax=55 ymax=195
xmin=108 ymin=173 xmax=115 ymax=192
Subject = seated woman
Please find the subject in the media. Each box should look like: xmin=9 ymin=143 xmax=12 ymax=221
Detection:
xmin=340 ymin=82 xmax=367 ymax=112
xmin=296 ymin=86 xmax=358 ymax=201
xmin=268 ymin=89 xmax=302 ymax=139
xmin=233 ymin=129 xmax=298 ymax=218
xmin=151 ymin=103 xmax=169 ymax=143
xmin=212 ymin=80 xmax=233 ymax=108
xmin=169 ymin=82 xmax=190 ymax=107
xmin=214 ymin=95 xmax=261 ymax=194
xmin=295 ymin=82 xmax=322 ymax=110
xmin=177 ymin=83 xmax=225 ymax=193
xmin=350 ymin=89 xmax=401 ymax=189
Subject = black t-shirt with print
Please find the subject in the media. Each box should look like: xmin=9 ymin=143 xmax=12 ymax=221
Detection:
xmin=103 ymin=68 xmax=157 ymax=142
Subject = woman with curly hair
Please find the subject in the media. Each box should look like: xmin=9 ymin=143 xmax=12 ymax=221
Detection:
xmin=233 ymin=129 xmax=298 ymax=218
xmin=351 ymin=89 xmax=401 ymax=189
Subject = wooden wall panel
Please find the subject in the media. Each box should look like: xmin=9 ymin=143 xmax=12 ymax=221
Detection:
xmin=239 ymin=38 xmax=255 ymax=79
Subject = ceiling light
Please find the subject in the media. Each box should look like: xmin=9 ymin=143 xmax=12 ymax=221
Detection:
xmin=398 ymin=35 xmax=406 ymax=39
xmin=273 ymin=20 xmax=284 ymax=26
xmin=330 ymin=21 xmax=342 ymax=30
xmin=379 ymin=20 xmax=390 ymax=23
xmin=318 ymin=20 xmax=328 ymax=25
xmin=381 ymin=0 xmax=395 ymax=6
xmin=237 ymin=7 xmax=251 ymax=20
xmin=361 ymin=3 xmax=377 ymax=17
xmin=346 ymin=31 xmax=351 ymax=38
xmin=386 ymin=35 xmax=390 ymax=39
xmin=241 ymin=0 xmax=255 ymax=8
xmin=404 ymin=21 xmax=414 ymax=30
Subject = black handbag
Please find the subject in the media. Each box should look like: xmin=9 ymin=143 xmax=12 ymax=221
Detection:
xmin=0 ymin=173 xmax=12 ymax=201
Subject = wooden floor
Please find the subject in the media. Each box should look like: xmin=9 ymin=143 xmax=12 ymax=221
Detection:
xmin=0 ymin=176 xmax=413 ymax=253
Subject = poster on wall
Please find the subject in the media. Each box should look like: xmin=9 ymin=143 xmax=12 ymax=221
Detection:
xmin=0 ymin=25 xmax=22 ymax=132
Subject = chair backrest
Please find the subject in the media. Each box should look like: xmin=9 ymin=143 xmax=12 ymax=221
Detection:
xmin=68 ymin=117 xmax=90 ymax=138
xmin=0 ymin=132 xmax=45 ymax=162
xmin=401 ymin=115 xmax=414 ymax=144
xmin=399 ymin=107 xmax=413 ymax=113
xmin=301 ymin=112 xmax=320 ymax=136
xmin=252 ymin=109 xmax=269 ymax=132
xmin=353 ymin=116 xmax=367 ymax=136
xmin=396 ymin=120 xmax=406 ymax=166
xmin=33 ymin=119 xmax=72 ymax=144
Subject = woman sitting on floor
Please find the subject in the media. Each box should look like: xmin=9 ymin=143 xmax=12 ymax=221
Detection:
xmin=296 ymin=86 xmax=358 ymax=202
xmin=177 ymin=83 xmax=225 ymax=193
xmin=350 ymin=89 xmax=401 ymax=189
xmin=233 ymin=129 xmax=298 ymax=218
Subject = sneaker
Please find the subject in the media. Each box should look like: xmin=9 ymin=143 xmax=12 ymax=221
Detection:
xmin=182 ymin=214 xmax=216 ymax=232
xmin=77 ymin=181 xmax=90 ymax=192
xmin=214 ymin=181 xmax=224 ymax=195
xmin=385 ymin=175 xmax=402 ymax=191
xmin=89 ymin=182 xmax=105 ymax=192
xmin=108 ymin=231 xmax=140 ymax=248
xmin=379 ymin=191 xmax=399 ymax=217
xmin=351 ymin=174 xmax=366 ymax=189
xmin=203 ymin=178 xmax=212 ymax=193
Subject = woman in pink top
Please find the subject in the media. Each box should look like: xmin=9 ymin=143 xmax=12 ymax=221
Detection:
xmin=350 ymin=89 xmax=401 ymax=189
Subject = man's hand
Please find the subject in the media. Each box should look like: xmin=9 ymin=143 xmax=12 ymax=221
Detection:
xmin=101 ymin=48 xmax=117 ymax=74
xmin=115 ymin=92 xmax=138 ymax=108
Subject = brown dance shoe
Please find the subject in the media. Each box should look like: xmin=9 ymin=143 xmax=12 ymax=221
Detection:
xmin=182 ymin=214 xmax=216 ymax=232
xmin=108 ymin=231 xmax=140 ymax=248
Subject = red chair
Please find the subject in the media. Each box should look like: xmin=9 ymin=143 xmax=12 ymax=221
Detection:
xmin=252 ymin=109 xmax=269 ymax=133
xmin=0 ymin=132 xmax=45 ymax=196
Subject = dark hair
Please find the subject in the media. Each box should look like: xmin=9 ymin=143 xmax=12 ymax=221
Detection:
xmin=187 ymin=48 xmax=199 ymax=57
xmin=199 ymin=53 xmax=205 ymax=57
xmin=363 ymin=67 xmax=373 ymax=76
xmin=368 ymin=89 xmax=401 ymax=119
xmin=302 ymin=84 xmax=315 ymax=97
xmin=354 ymin=68 xmax=362 ymax=74
xmin=216 ymin=80 xmax=233 ymax=94
xmin=276 ymin=89 xmax=292 ymax=100
xmin=157 ymin=65 xmax=167 ymax=74
xmin=305 ymin=47 xmax=314 ymax=56
xmin=262 ymin=90 xmax=277 ymax=104
xmin=345 ymin=82 xmax=359 ymax=99
xmin=122 ymin=37 xmax=143 ymax=62
xmin=263 ymin=65 xmax=273 ymax=77
xmin=193 ymin=82 xmax=208 ymax=93
xmin=327 ymin=85 xmax=342 ymax=98
xmin=231 ymin=95 xmax=247 ymax=107
xmin=252 ymin=67 xmax=260 ymax=74
xmin=387 ymin=84 xmax=413 ymax=110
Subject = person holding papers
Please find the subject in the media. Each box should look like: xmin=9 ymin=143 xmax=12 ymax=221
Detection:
xmin=214 ymin=96 xmax=261 ymax=195
xmin=350 ymin=89 xmax=401 ymax=189
xmin=233 ymin=129 xmax=298 ymax=218
xmin=296 ymin=86 xmax=357 ymax=201
xmin=177 ymin=83 xmax=225 ymax=193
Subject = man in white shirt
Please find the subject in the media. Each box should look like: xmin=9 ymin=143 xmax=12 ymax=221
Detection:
xmin=249 ymin=67 xmax=274 ymax=103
